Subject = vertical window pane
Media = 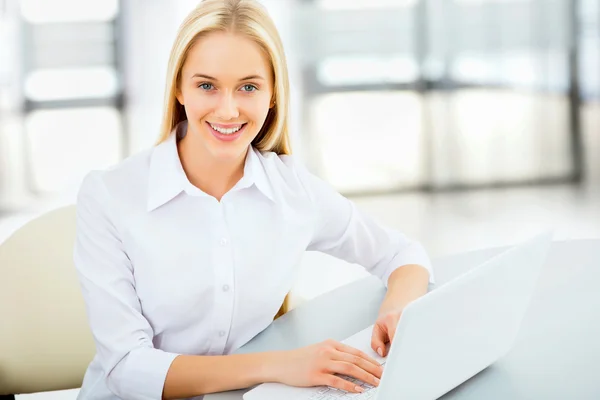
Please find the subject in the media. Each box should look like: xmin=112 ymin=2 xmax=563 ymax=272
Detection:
xmin=25 ymin=107 xmax=122 ymax=193
xmin=20 ymin=0 xmax=119 ymax=23
xmin=310 ymin=92 xmax=424 ymax=192
xmin=24 ymin=67 xmax=119 ymax=101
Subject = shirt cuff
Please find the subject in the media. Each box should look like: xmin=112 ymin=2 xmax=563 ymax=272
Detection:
xmin=381 ymin=241 xmax=435 ymax=288
xmin=108 ymin=347 xmax=179 ymax=400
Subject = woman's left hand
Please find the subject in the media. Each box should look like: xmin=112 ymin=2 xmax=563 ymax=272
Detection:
xmin=371 ymin=309 xmax=402 ymax=357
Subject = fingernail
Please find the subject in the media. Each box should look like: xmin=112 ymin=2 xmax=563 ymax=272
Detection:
xmin=377 ymin=347 xmax=383 ymax=357
xmin=374 ymin=377 xmax=381 ymax=385
xmin=355 ymin=386 xmax=365 ymax=393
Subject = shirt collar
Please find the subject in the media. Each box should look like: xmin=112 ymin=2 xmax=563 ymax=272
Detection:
xmin=147 ymin=120 xmax=274 ymax=212
xmin=243 ymin=145 xmax=275 ymax=203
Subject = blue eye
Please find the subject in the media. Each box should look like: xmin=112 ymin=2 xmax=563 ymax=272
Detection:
xmin=199 ymin=82 xmax=214 ymax=90
xmin=241 ymin=84 xmax=257 ymax=92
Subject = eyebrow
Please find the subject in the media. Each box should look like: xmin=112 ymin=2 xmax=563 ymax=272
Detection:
xmin=191 ymin=73 xmax=265 ymax=81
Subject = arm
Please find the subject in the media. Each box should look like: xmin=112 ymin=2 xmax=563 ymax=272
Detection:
xmin=370 ymin=264 xmax=430 ymax=356
xmin=75 ymin=173 xmax=178 ymax=399
xmin=164 ymin=337 xmax=387 ymax=398
xmin=293 ymin=160 xmax=434 ymax=286
xmin=378 ymin=264 xmax=430 ymax=316
xmin=162 ymin=352 xmax=280 ymax=398
xmin=290 ymin=160 xmax=434 ymax=355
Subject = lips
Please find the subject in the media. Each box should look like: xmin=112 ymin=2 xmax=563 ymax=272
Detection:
xmin=206 ymin=121 xmax=247 ymax=142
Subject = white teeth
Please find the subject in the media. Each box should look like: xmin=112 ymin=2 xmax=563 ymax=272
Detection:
xmin=210 ymin=123 xmax=243 ymax=135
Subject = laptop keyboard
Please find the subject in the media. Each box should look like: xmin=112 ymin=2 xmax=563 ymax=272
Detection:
xmin=307 ymin=380 xmax=376 ymax=399
xmin=307 ymin=364 xmax=385 ymax=400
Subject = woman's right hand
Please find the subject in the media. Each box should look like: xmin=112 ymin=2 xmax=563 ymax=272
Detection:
xmin=272 ymin=339 xmax=383 ymax=393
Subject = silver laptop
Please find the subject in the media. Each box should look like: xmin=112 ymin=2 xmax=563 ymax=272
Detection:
xmin=244 ymin=232 xmax=552 ymax=400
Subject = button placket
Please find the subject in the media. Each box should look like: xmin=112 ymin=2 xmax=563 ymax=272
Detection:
xmin=213 ymin=202 xmax=235 ymax=352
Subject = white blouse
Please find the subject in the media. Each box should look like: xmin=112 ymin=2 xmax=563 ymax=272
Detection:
xmin=73 ymin=121 xmax=434 ymax=400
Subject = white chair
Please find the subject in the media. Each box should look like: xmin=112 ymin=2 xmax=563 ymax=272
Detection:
xmin=0 ymin=205 xmax=95 ymax=399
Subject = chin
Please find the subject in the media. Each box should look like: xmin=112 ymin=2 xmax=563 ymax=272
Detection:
xmin=208 ymin=145 xmax=249 ymax=161
xmin=206 ymin=133 xmax=254 ymax=161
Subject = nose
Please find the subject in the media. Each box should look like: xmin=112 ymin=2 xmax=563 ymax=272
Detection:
xmin=214 ymin=91 xmax=239 ymax=121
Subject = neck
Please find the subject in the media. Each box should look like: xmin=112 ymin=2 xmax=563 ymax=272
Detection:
xmin=177 ymin=133 xmax=247 ymax=201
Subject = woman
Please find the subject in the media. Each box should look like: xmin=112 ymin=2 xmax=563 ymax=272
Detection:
xmin=74 ymin=0 xmax=435 ymax=399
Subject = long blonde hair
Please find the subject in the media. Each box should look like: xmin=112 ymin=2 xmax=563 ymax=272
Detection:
xmin=156 ymin=0 xmax=291 ymax=155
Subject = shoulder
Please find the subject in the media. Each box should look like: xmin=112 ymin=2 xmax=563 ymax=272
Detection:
xmin=77 ymin=148 xmax=153 ymax=212
xmin=252 ymin=149 xmax=320 ymax=201
xmin=256 ymin=150 xmax=307 ymax=179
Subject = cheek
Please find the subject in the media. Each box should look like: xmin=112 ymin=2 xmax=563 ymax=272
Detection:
xmin=244 ymin=97 xmax=272 ymax=124
xmin=182 ymin=93 xmax=213 ymax=117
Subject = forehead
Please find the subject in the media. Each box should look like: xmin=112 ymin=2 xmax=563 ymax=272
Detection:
xmin=183 ymin=31 xmax=272 ymax=80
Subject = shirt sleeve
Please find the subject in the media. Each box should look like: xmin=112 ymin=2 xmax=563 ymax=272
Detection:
xmin=293 ymin=161 xmax=435 ymax=286
xmin=73 ymin=172 xmax=179 ymax=400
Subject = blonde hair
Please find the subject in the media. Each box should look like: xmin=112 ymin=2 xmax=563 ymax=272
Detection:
xmin=156 ymin=0 xmax=291 ymax=155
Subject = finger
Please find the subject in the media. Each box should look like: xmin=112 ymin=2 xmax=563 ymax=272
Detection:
xmin=334 ymin=342 xmax=382 ymax=367
xmin=370 ymin=324 xmax=388 ymax=357
xmin=333 ymin=351 xmax=383 ymax=380
xmin=388 ymin=320 xmax=397 ymax=344
xmin=323 ymin=375 xmax=365 ymax=394
xmin=330 ymin=361 xmax=381 ymax=388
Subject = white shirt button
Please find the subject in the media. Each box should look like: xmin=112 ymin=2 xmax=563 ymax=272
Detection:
xmin=222 ymin=284 xmax=230 ymax=292
xmin=219 ymin=330 xmax=226 ymax=337
xmin=219 ymin=238 xmax=228 ymax=246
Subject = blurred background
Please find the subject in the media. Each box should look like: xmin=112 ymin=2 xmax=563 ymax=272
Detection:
xmin=0 ymin=1 xmax=598 ymax=395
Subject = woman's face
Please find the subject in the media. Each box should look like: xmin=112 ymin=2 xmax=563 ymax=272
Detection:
xmin=177 ymin=31 xmax=274 ymax=162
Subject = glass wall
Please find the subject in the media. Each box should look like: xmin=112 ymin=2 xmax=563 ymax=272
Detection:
xmin=0 ymin=0 xmax=598 ymax=206
xmin=294 ymin=0 xmax=590 ymax=194
xmin=12 ymin=0 xmax=125 ymax=195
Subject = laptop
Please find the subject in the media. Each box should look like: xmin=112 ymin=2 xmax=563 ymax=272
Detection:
xmin=244 ymin=232 xmax=552 ymax=400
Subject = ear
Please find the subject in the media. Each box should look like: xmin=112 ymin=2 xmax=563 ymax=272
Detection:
xmin=269 ymin=98 xmax=276 ymax=109
xmin=176 ymin=88 xmax=184 ymax=106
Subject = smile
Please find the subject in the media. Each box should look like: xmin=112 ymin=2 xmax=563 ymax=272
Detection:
xmin=209 ymin=123 xmax=246 ymax=135
xmin=206 ymin=122 xmax=247 ymax=142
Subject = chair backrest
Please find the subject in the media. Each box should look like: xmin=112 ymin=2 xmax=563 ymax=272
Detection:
xmin=0 ymin=205 xmax=95 ymax=395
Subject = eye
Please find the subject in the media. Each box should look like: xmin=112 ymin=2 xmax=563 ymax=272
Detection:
xmin=198 ymin=82 xmax=214 ymax=91
xmin=241 ymin=84 xmax=258 ymax=92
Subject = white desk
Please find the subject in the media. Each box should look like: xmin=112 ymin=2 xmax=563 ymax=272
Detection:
xmin=206 ymin=239 xmax=600 ymax=399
